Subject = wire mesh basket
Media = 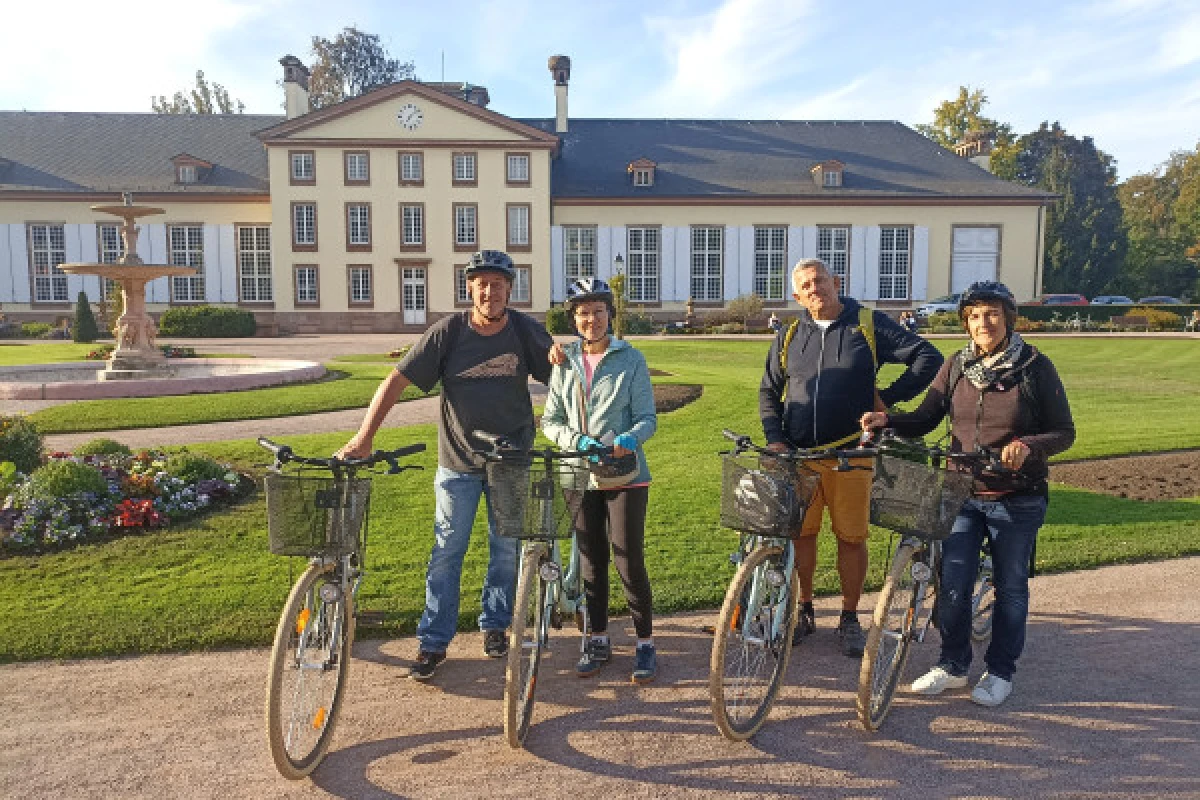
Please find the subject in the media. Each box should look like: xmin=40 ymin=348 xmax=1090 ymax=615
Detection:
xmin=870 ymin=454 xmax=974 ymax=540
xmin=264 ymin=472 xmax=372 ymax=556
xmin=486 ymin=459 xmax=590 ymax=539
xmin=719 ymin=453 xmax=820 ymax=537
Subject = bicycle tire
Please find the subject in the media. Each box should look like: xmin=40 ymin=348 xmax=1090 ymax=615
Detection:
xmin=857 ymin=542 xmax=921 ymax=731
xmin=504 ymin=551 xmax=546 ymax=748
xmin=971 ymin=556 xmax=995 ymax=643
xmin=266 ymin=561 xmax=355 ymax=779
xmin=709 ymin=543 xmax=798 ymax=741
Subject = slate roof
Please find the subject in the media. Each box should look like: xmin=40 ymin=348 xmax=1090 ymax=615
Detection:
xmin=0 ymin=112 xmax=279 ymax=194
xmin=518 ymin=118 xmax=1050 ymax=201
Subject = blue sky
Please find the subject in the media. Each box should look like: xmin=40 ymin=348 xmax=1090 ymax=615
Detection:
xmin=3 ymin=0 xmax=1197 ymax=179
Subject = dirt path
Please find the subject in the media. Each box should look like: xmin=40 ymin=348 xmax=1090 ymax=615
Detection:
xmin=3 ymin=557 xmax=1198 ymax=799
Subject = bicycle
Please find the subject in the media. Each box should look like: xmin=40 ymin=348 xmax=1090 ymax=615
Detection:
xmin=477 ymin=432 xmax=594 ymax=748
xmin=708 ymin=429 xmax=876 ymax=741
xmin=259 ymin=437 xmax=425 ymax=779
xmin=855 ymin=433 xmax=1013 ymax=731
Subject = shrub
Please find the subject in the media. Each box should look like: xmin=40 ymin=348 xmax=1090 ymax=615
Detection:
xmin=165 ymin=452 xmax=228 ymax=484
xmin=73 ymin=291 xmax=100 ymax=343
xmin=0 ymin=415 xmax=43 ymax=474
xmin=726 ymin=293 xmax=765 ymax=326
xmin=86 ymin=345 xmax=115 ymax=360
xmin=20 ymin=322 xmax=52 ymax=339
xmin=1128 ymin=306 xmax=1183 ymax=331
xmin=20 ymin=460 xmax=109 ymax=503
xmin=623 ymin=307 xmax=657 ymax=335
xmin=158 ymin=305 xmax=257 ymax=337
xmin=74 ymin=438 xmax=133 ymax=457
xmin=545 ymin=306 xmax=572 ymax=335
xmin=710 ymin=322 xmax=746 ymax=334
xmin=0 ymin=461 xmax=17 ymax=503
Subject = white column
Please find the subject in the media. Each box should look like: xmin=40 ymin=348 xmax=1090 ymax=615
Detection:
xmin=78 ymin=224 xmax=102 ymax=300
xmin=848 ymin=226 xmax=868 ymax=299
xmin=65 ymin=224 xmax=86 ymax=302
xmin=220 ymin=225 xmax=239 ymax=302
xmin=595 ymin=226 xmax=613 ymax=281
xmin=723 ymin=225 xmax=739 ymax=301
xmin=550 ymin=225 xmax=564 ymax=302
xmin=911 ymin=226 xmax=930 ymax=301
xmin=203 ymin=225 xmax=221 ymax=303
xmin=608 ymin=225 xmax=626 ymax=281
xmin=862 ymin=226 xmax=881 ymax=301
xmin=660 ymin=226 xmax=676 ymax=302
xmin=800 ymin=225 xmax=817 ymax=261
xmin=146 ymin=224 xmax=169 ymax=303
xmin=673 ymin=226 xmax=690 ymax=302
xmin=7 ymin=225 xmax=30 ymax=303
xmin=737 ymin=225 xmax=754 ymax=299
xmin=1 ymin=224 xmax=15 ymax=302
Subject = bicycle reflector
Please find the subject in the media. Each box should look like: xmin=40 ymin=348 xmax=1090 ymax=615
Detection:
xmin=733 ymin=470 xmax=798 ymax=535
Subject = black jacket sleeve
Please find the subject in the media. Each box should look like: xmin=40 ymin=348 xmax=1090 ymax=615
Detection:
xmin=885 ymin=358 xmax=952 ymax=439
xmin=758 ymin=330 xmax=788 ymax=446
xmin=874 ymin=313 xmax=944 ymax=408
xmin=1021 ymin=355 xmax=1076 ymax=462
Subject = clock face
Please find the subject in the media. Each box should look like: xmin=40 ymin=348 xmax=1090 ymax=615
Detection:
xmin=397 ymin=103 xmax=423 ymax=130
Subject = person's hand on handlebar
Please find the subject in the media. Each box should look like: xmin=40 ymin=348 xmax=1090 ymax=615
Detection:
xmin=860 ymin=411 xmax=888 ymax=433
xmin=335 ymin=433 xmax=373 ymax=460
xmin=1000 ymin=439 xmax=1031 ymax=471
xmin=613 ymin=433 xmax=637 ymax=457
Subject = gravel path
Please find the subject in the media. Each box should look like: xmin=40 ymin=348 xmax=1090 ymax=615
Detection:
xmin=3 ymin=557 xmax=1197 ymax=799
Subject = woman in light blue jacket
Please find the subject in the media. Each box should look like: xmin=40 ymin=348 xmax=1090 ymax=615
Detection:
xmin=542 ymin=278 xmax=658 ymax=683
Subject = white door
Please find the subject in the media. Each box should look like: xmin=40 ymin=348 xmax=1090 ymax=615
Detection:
xmin=402 ymin=268 xmax=426 ymax=325
xmin=950 ymin=227 xmax=999 ymax=293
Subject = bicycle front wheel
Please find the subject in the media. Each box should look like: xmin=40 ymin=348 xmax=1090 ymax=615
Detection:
xmin=504 ymin=549 xmax=547 ymax=748
xmin=266 ymin=561 xmax=355 ymax=779
xmin=857 ymin=542 xmax=920 ymax=731
xmin=709 ymin=543 xmax=798 ymax=741
xmin=971 ymin=554 xmax=995 ymax=642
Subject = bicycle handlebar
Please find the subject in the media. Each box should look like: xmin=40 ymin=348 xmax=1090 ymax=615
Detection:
xmin=872 ymin=430 xmax=1018 ymax=476
xmin=474 ymin=431 xmax=607 ymax=463
xmin=720 ymin=429 xmax=878 ymax=471
xmin=258 ymin=437 xmax=426 ymax=474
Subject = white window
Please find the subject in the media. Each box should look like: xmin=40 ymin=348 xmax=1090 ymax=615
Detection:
xmin=402 ymin=205 xmax=423 ymax=246
xmin=400 ymin=152 xmax=423 ymax=182
xmin=633 ymin=169 xmax=652 ymax=186
xmin=754 ymin=226 xmax=787 ymax=301
xmin=507 ymin=154 xmax=530 ymax=183
xmin=507 ymin=205 xmax=529 ymax=247
xmin=879 ymin=226 xmax=912 ymax=300
xmin=178 ymin=165 xmax=197 ymax=184
xmin=823 ymin=169 xmax=841 ymax=187
xmin=345 ymin=152 xmax=369 ymax=182
xmin=238 ymin=225 xmax=272 ymax=302
xmin=98 ymin=223 xmax=123 ymax=299
xmin=348 ymin=204 xmax=370 ymax=246
xmin=295 ymin=266 xmax=318 ymax=304
xmin=293 ymin=204 xmax=315 ymax=246
xmin=291 ymin=152 xmax=314 ymax=181
xmin=817 ymin=225 xmax=850 ymax=288
xmin=691 ymin=226 xmax=723 ymax=302
xmin=627 ymin=227 xmax=660 ymax=303
xmin=455 ymin=205 xmax=477 ymax=247
xmin=168 ymin=225 xmax=205 ymax=302
xmin=512 ymin=267 xmax=531 ymax=304
xmin=564 ymin=226 xmax=596 ymax=281
xmin=453 ymin=153 xmax=476 ymax=182
xmin=456 ymin=268 xmax=469 ymax=304
xmin=349 ymin=266 xmax=372 ymax=303
xmin=28 ymin=223 xmax=68 ymax=302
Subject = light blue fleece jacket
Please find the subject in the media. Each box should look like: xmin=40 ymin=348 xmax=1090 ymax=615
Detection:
xmin=541 ymin=337 xmax=657 ymax=487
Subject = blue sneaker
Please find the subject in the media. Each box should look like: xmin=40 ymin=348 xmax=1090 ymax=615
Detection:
xmin=576 ymin=637 xmax=611 ymax=676
xmin=631 ymin=644 xmax=657 ymax=684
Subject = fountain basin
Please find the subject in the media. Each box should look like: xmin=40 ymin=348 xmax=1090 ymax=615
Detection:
xmin=0 ymin=359 xmax=325 ymax=400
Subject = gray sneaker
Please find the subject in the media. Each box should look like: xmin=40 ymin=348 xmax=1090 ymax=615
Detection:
xmin=631 ymin=644 xmax=657 ymax=684
xmin=576 ymin=637 xmax=611 ymax=677
xmin=836 ymin=615 xmax=866 ymax=658
xmin=408 ymin=650 xmax=446 ymax=681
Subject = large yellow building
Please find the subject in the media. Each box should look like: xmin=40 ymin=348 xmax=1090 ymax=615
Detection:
xmin=0 ymin=55 xmax=1051 ymax=332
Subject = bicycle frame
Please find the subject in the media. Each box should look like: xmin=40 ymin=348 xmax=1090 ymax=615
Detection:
xmin=731 ymin=533 xmax=796 ymax=647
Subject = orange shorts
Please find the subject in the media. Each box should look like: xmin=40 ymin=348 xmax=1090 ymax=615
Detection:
xmin=796 ymin=457 xmax=875 ymax=543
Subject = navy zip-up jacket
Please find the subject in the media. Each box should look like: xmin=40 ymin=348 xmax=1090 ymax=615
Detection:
xmin=759 ymin=297 xmax=943 ymax=448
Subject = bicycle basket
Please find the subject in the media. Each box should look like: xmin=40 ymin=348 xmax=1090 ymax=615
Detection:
xmin=486 ymin=458 xmax=590 ymax=539
xmin=719 ymin=453 xmax=819 ymax=537
xmin=264 ymin=472 xmax=371 ymax=556
xmin=870 ymin=455 xmax=974 ymax=540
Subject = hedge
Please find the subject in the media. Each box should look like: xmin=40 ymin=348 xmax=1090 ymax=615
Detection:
xmin=157 ymin=306 xmax=257 ymax=337
xmin=1016 ymin=304 xmax=1199 ymax=323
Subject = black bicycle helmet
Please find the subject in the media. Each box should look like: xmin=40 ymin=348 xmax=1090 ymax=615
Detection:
xmin=565 ymin=277 xmax=614 ymax=311
xmin=464 ymin=250 xmax=516 ymax=280
xmin=958 ymin=281 xmax=1016 ymax=315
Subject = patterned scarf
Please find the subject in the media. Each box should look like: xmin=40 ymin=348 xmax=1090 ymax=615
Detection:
xmin=961 ymin=331 xmax=1026 ymax=389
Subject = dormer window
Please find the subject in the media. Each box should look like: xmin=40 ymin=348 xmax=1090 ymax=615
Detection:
xmin=628 ymin=157 xmax=656 ymax=187
xmin=171 ymin=153 xmax=212 ymax=185
xmin=811 ymin=159 xmax=845 ymax=188
xmin=178 ymin=165 xmax=197 ymax=184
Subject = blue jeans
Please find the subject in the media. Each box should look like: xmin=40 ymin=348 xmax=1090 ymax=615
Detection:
xmin=416 ymin=466 xmax=519 ymax=653
xmin=937 ymin=494 xmax=1047 ymax=681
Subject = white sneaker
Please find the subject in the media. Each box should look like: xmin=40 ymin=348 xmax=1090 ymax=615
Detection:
xmin=910 ymin=666 xmax=969 ymax=695
xmin=971 ymin=672 xmax=1013 ymax=707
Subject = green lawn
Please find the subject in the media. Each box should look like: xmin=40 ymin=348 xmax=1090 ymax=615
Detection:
xmin=3 ymin=337 xmax=1200 ymax=661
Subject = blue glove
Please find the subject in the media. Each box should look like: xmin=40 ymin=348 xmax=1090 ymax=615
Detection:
xmin=576 ymin=435 xmax=603 ymax=463
xmin=614 ymin=434 xmax=638 ymax=453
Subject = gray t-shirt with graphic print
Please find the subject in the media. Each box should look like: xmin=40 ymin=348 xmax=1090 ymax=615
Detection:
xmin=397 ymin=310 xmax=553 ymax=473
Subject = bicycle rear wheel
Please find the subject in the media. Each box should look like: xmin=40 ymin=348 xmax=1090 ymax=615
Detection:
xmin=709 ymin=543 xmax=798 ymax=741
xmin=266 ymin=561 xmax=354 ymax=779
xmin=857 ymin=542 xmax=920 ymax=731
xmin=971 ymin=553 xmax=995 ymax=642
xmin=504 ymin=548 xmax=547 ymax=748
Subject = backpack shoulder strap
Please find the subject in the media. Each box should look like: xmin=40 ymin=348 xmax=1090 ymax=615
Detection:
xmin=858 ymin=306 xmax=877 ymax=371
xmin=1019 ymin=349 xmax=1044 ymax=430
xmin=779 ymin=318 xmax=801 ymax=402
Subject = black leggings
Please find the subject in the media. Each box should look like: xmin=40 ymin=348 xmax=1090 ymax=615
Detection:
xmin=576 ymin=486 xmax=653 ymax=639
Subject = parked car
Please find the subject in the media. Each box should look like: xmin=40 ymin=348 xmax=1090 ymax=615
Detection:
xmin=1137 ymin=295 xmax=1183 ymax=304
xmin=916 ymin=293 xmax=961 ymax=317
xmin=1040 ymin=293 xmax=1089 ymax=306
xmin=1091 ymin=295 xmax=1133 ymax=305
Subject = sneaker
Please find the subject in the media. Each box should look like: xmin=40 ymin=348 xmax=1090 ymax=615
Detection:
xmin=408 ymin=650 xmax=446 ymax=681
xmin=971 ymin=671 xmax=1013 ymax=707
xmin=631 ymin=644 xmax=657 ymax=684
xmin=836 ymin=614 xmax=867 ymax=658
xmin=791 ymin=605 xmax=816 ymax=646
xmin=910 ymin=665 xmax=969 ymax=695
xmin=576 ymin=637 xmax=611 ymax=676
xmin=483 ymin=629 xmax=508 ymax=658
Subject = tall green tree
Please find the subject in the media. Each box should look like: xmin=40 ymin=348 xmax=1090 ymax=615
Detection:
xmin=152 ymin=70 xmax=245 ymax=114
xmin=915 ymin=86 xmax=1016 ymax=173
xmin=308 ymin=27 xmax=415 ymax=109
xmin=1118 ymin=145 xmax=1200 ymax=298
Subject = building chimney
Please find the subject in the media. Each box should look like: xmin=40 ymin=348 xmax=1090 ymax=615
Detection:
xmin=548 ymin=55 xmax=571 ymax=133
xmin=280 ymin=55 xmax=311 ymax=119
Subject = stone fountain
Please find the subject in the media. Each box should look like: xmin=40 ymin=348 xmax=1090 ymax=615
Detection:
xmin=58 ymin=193 xmax=196 ymax=379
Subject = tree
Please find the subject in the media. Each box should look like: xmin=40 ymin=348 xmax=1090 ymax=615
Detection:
xmin=308 ymin=27 xmax=415 ymax=109
xmin=72 ymin=291 xmax=99 ymax=343
xmin=1118 ymin=144 xmax=1200 ymax=298
xmin=152 ymin=70 xmax=245 ymax=114
xmin=916 ymin=86 xmax=1016 ymax=174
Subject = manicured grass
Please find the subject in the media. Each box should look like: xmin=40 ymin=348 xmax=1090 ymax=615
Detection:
xmin=0 ymin=342 xmax=109 ymax=364
xmin=3 ymin=337 xmax=1200 ymax=661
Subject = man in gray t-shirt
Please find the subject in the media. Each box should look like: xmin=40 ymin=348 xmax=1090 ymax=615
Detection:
xmin=338 ymin=250 xmax=552 ymax=681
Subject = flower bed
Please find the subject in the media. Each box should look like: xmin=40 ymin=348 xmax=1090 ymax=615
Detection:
xmin=1 ymin=449 xmax=250 ymax=554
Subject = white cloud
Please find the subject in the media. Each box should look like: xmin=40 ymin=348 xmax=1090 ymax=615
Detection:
xmin=1156 ymin=14 xmax=1200 ymax=70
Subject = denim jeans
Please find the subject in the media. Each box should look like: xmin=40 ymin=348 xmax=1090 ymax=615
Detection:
xmin=416 ymin=466 xmax=518 ymax=653
xmin=937 ymin=493 xmax=1047 ymax=681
